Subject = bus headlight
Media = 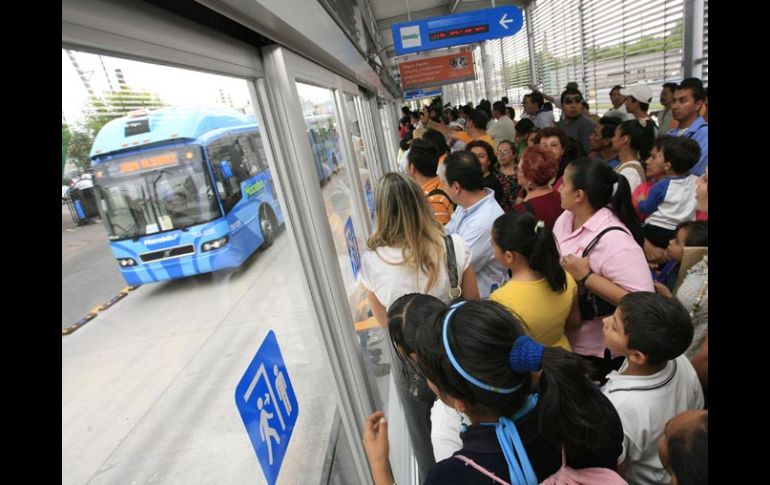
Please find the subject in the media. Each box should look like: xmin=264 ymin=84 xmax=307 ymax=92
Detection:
xmin=202 ymin=236 xmax=229 ymax=252
xmin=117 ymin=258 xmax=137 ymax=267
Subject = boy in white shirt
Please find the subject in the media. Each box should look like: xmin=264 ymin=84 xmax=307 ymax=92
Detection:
xmin=602 ymin=292 xmax=703 ymax=485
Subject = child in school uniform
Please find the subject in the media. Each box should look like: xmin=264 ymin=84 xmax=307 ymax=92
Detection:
xmin=601 ymin=292 xmax=703 ymax=484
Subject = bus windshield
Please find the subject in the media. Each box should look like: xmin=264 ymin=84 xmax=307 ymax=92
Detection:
xmin=94 ymin=146 xmax=221 ymax=240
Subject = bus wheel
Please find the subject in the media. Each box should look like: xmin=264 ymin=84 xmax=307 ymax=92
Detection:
xmin=259 ymin=207 xmax=276 ymax=248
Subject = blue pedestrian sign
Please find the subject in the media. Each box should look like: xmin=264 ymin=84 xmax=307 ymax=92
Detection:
xmin=392 ymin=6 xmax=523 ymax=57
xmin=235 ymin=330 xmax=299 ymax=485
xmin=344 ymin=216 xmax=362 ymax=280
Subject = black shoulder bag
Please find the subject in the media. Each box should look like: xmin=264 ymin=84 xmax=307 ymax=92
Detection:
xmin=578 ymin=226 xmax=628 ymax=320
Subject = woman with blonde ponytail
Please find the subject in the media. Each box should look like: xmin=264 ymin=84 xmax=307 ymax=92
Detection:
xmin=362 ymin=172 xmax=479 ymax=326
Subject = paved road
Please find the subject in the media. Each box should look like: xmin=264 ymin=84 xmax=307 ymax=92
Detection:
xmin=62 ymin=206 xmax=127 ymax=329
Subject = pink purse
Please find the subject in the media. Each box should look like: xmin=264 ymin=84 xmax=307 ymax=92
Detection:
xmin=539 ymin=448 xmax=627 ymax=485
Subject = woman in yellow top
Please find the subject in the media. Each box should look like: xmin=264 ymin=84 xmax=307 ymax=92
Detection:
xmin=489 ymin=211 xmax=581 ymax=350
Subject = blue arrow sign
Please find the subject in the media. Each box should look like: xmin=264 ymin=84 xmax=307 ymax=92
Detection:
xmin=235 ymin=330 xmax=299 ymax=485
xmin=403 ymin=88 xmax=443 ymax=101
xmin=392 ymin=6 xmax=524 ymax=57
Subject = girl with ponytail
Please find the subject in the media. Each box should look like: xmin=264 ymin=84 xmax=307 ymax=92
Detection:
xmin=554 ymin=157 xmax=653 ymax=381
xmin=489 ymin=211 xmax=581 ymax=351
xmin=612 ymin=120 xmax=655 ymax=192
xmin=363 ymin=299 xmax=624 ymax=484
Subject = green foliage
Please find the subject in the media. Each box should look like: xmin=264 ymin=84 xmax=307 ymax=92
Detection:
xmin=62 ymin=123 xmax=71 ymax=174
xmin=504 ymin=58 xmax=532 ymax=87
xmin=85 ymin=88 xmax=167 ymax=136
xmin=502 ymin=20 xmax=683 ymax=91
xmin=67 ymin=130 xmax=95 ymax=173
xmin=66 ymin=85 xmax=167 ymax=173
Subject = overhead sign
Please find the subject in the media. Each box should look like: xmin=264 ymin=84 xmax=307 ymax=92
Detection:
xmin=399 ymin=50 xmax=475 ymax=91
xmin=403 ymin=88 xmax=443 ymax=101
xmin=236 ymin=330 xmax=299 ymax=485
xmin=392 ymin=6 xmax=524 ymax=56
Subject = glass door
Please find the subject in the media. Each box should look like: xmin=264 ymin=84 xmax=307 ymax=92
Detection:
xmin=62 ymin=46 xmax=347 ymax=485
xmin=342 ymin=92 xmax=376 ymax=227
xmin=260 ymin=45 xmax=419 ymax=484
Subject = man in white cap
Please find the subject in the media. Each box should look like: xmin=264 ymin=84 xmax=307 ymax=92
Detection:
xmin=622 ymin=83 xmax=659 ymax=136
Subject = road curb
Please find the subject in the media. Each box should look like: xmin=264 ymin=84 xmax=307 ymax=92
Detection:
xmin=62 ymin=285 xmax=141 ymax=335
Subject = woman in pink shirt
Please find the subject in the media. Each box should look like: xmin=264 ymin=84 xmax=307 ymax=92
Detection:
xmin=554 ymin=157 xmax=654 ymax=381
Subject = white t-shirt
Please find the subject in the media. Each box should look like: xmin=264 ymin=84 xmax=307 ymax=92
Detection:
xmin=430 ymin=400 xmax=464 ymax=461
xmin=602 ymin=355 xmax=704 ymax=485
xmin=617 ymin=160 xmax=644 ymax=193
xmin=398 ymin=148 xmax=410 ymax=173
xmin=360 ymin=233 xmax=472 ymax=308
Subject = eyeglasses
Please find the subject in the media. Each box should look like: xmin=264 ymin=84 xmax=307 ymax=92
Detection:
xmin=496 ymin=149 xmax=513 ymax=155
xmin=563 ymin=96 xmax=582 ymax=104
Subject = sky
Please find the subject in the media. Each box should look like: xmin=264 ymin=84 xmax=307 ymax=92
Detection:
xmin=62 ymin=49 xmax=254 ymax=127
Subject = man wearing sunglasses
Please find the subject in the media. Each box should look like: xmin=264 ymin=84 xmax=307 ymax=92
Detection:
xmin=557 ymin=88 xmax=596 ymax=156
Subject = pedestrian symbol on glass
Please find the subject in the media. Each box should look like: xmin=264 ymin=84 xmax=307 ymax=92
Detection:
xmin=274 ymin=365 xmax=292 ymax=415
xmin=257 ymin=394 xmax=281 ymax=464
xmin=236 ymin=330 xmax=299 ymax=485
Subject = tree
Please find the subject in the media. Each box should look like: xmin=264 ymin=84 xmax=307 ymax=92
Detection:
xmin=62 ymin=122 xmax=71 ymax=175
xmin=66 ymin=85 xmax=167 ymax=173
xmin=67 ymin=130 xmax=95 ymax=173
xmin=85 ymin=87 xmax=167 ymax=137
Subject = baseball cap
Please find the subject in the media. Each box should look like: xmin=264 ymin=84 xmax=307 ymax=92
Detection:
xmin=620 ymin=84 xmax=653 ymax=104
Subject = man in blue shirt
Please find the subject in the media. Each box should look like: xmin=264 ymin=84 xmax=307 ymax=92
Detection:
xmin=667 ymin=78 xmax=708 ymax=176
xmin=443 ymin=151 xmax=508 ymax=297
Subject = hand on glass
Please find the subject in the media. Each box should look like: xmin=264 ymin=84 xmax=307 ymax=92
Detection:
xmin=363 ymin=411 xmax=389 ymax=466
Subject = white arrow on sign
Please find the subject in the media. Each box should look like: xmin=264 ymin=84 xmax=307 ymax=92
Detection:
xmin=499 ymin=13 xmax=514 ymax=29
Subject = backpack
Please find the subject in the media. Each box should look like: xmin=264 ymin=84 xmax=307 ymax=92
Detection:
xmin=453 ymin=447 xmax=628 ymax=485
xmin=539 ymin=448 xmax=627 ymax=485
xmin=615 ymin=160 xmax=645 ymax=186
xmin=427 ymin=187 xmax=458 ymax=210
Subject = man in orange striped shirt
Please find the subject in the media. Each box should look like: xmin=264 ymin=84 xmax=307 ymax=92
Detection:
xmin=407 ymin=139 xmax=455 ymax=225
xmin=426 ymin=109 xmax=497 ymax=151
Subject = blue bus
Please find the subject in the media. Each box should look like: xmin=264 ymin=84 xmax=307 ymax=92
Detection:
xmin=90 ymin=106 xmax=284 ymax=285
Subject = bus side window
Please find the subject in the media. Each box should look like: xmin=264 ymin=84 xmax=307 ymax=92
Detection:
xmin=229 ymin=137 xmax=251 ymax=182
xmin=208 ymin=140 xmax=242 ymax=213
xmin=246 ymin=133 xmax=270 ymax=172
xmin=237 ymin=134 xmax=261 ymax=175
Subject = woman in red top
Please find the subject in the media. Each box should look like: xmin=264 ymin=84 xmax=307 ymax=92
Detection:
xmin=513 ymin=145 xmax=564 ymax=230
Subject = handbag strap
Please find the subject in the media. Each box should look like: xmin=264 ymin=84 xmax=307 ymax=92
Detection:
xmin=444 ymin=235 xmax=462 ymax=299
xmin=454 ymin=455 xmax=511 ymax=485
xmin=582 ymin=226 xmax=628 ymax=257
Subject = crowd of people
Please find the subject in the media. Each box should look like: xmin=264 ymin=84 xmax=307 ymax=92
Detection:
xmin=362 ymin=78 xmax=709 ymax=484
